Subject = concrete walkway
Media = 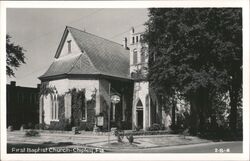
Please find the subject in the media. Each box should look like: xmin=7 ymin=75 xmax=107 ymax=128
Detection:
xmin=87 ymin=134 xmax=211 ymax=150
xmin=7 ymin=130 xmax=211 ymax=151
xmin=7 ymin=131 xmax=117 ymax=145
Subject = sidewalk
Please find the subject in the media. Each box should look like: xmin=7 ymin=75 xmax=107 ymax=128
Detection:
xmin=7 ymin=130 xmax=117 ymax=145
xmin=88 ymin=135 xmax=211 ymax=150
xmin=7 ymin=130 xmax=211 ymax=151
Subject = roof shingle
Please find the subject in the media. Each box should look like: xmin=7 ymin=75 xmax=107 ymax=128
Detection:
xmin=39 ymin=26 xmax=130 ymax=80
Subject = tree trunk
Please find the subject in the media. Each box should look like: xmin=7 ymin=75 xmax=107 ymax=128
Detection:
xmin=189 ymin=93 xmax=199 ymax=135
xmin=171 ymin=99 xmax=176 ymax=126
xmin=199 ymin=87 xmax=210 ymax=134
xmin=229 ymin=71 xmax=241 ymax=134
xmin=189 ymin=87 xmax=210 ymax=135
xmin=229 ymin=85 xmax=238 ymax=133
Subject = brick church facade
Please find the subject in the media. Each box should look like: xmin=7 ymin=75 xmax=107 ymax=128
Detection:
xmin=39 ymin=26 xmax=168 ymax=131
xmin=7 ymin=81 xmax=39 ymax=129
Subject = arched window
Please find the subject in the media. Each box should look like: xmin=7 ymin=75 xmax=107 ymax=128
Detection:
xmin=51 ymin=94 xmax=59 ymax=120
xmin=43 ymin=94 xmax=53 ymax=124
xmin=55 ymin=94 xmax=59 ymax=120
xmin=145 ymin=95 xmax=149 ymax=108
xmin=136 ymin=99 xmax=143 ymax=109
xmin=141 ymin=51 xmax=146 ymax=63
xmin=81 ymin=96 xmax=87 ymax=121
xmin=136 ymin=98 xmax=143 ymax=129
xmin=133 ymin=49 xmax=137 ymax=65
xmin=64 ymin=94 xmax=71 ymax=120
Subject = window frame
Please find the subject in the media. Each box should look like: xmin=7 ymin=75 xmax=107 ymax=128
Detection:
xmin=51 ymin=94 xmax=59 ymax=121
xmin=81 ymin=99 xmax=87 ymax=122
xmin=133 ymin=49 xmax=138 ymax=65
xmin=67 ymin=40 xmax=72 ymax=53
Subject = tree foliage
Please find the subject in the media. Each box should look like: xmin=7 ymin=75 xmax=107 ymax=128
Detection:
xmin=144 ymin=8 xmax=242 ymax=134
xmin=69 ymin=88 xmax=86 ymax=127
xmin=6 ymin=34 xmax=26 ymax=77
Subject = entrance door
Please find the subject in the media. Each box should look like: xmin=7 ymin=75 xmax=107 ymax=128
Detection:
xmin=136 ymin=99 xmax=143 ymax=129
xmin=137 ymin=110 xmax=143 ymax=129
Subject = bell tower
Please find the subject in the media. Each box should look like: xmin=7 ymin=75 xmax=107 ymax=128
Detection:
xmin=129 ymin=27 xmax=146 ymax=76
xmin=129 ymin=27 xmax=151 ymax=131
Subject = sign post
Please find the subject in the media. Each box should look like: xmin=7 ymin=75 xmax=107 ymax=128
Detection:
xmin=108 ymin=94 xmax=120 ymax=145
xmin=111 ymin=94 xmax=120 ymax=121
xmin=111 ymin=94 xmax=121 ymax=104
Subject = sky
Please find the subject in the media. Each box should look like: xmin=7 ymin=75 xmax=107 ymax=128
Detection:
xmin=7 ymin=8 xmax=149 ymax=87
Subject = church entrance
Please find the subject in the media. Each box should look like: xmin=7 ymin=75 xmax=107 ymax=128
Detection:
xmin=137 ymin=110 xmax=143 ymax=129
xmin=136 ymin=99 xmax=143 ymax=129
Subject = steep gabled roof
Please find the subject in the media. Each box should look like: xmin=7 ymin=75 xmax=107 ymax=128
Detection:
xmin=39 ymin=26 xmax=130 ymax=80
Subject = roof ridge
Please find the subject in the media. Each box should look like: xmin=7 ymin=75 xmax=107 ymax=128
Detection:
xmin=66 ymin=26 xmax=124 ymax=47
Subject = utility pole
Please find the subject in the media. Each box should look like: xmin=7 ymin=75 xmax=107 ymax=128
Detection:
xmin=108 ymin=83 xmax=111 ymax=145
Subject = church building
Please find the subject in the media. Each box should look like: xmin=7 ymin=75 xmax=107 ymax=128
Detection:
xmin=38 ymin=26 xmax=166 ymax=131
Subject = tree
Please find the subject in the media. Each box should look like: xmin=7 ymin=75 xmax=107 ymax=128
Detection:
xmin=143 ymin=8 xmax=242 ymax=134
xmin=6 ymin=34 xmax=26 ymax=77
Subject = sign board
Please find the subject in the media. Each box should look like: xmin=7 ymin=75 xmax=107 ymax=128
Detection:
xmin=111 ymin=94 xmax=120 ymax=104
xmin=97 ymin=116 xmax=104 ymax=126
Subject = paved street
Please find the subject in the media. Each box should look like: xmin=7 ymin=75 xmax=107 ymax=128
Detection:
xmin=107 ymin=141 xmax=243 ymax=153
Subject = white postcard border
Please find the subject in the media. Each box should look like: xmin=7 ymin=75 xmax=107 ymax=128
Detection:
xmin=0 ymin=1 xmax=249 ymax=161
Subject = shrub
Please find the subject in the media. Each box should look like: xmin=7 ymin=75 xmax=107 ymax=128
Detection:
xmin=27 ymin=122 xmax=33 ymax=129
xmin=39 ymin=123 xmax=49 ymax=130
xmin=34 ymin=124 xmax=40 ymax=129
xmin=25 ymin=130 xmax=40 ymax=137
xmin=146 ymin=123 xmax=164 ymax=131
xmin=7 ymin=126 xmax=14 ymax=132
xmin=20 ymin=124 xmax=27 ymax=129
xmin=135 ymin=126 xmax=141 ymax=131
xmin=20 ymin=124 xmax=27 ymax=131
xmin=122 ymin=122 xmax=132 ymax=130
xmin=84 ymin=125 xmax=92 ymax=131
xmin=63 ymin=119 xmax=72 ymax=131
xmin=170 ymin=124 xmax=182 ymax=134
xmin=114 ymin=129 xmax=124 ymax=143
xmin=77 ymin=122 xmax=94 ymax=131
xmin=116 ymin=133 xmax=123 ymax=142
xmin=126 ymin=134 xmax=134 ymax=144
xmin=182 ymin=129 xmax=189 ymax=139
xmin=72 ymin=127 xmax=80 ymax=134
xmin=20 ymin=126 xmax=24 ymax=131
xmin=125 ymin=130 xmax=171 ymax=136
xmin=48 ymin=119 xmax=71 ymax=131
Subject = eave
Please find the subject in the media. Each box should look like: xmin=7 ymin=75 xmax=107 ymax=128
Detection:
xmin=39 ymin=74 xmax=133 ymax=83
